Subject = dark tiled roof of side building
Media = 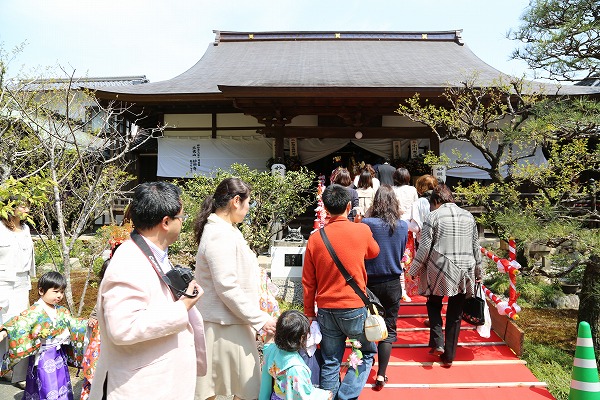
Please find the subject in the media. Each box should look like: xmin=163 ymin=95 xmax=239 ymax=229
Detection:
xmin=575 ymin=77 xmax=600 ymax=87
xmin=18 ymin=76 xmax=149 ymax=91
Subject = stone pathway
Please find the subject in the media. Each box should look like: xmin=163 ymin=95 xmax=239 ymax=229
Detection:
xmin=0 ymin=373 xmax=235 ymax=399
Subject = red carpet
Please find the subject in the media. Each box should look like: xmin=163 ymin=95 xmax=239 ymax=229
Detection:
xmin=366 ymin=364 xmax=540 ymax=384
xmin=358 ymin=386 xmax=556 ymax=400
xmin=349 ymin=296 xmax=555 ymax=399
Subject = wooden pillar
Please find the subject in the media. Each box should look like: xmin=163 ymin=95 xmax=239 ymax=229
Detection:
xmin=429 ymin=131 xmax=440 ymax=156
xmin=275 ymin=134 xmax=285 ymax=159
xmin=211 ymin=113 xmax=217 ymax=139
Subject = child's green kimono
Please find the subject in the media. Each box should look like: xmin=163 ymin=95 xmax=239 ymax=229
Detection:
xmin=259 ymin=342 xmax=331 ymax=400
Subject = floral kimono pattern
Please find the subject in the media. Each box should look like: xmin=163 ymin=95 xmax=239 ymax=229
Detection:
xmin=402 ymin=233 xmax=419 ymax=296
xmin=259 ymin=343 xmax=331 ymax=400
xmin=0 ymin=302 xmax=88 ymax=374
xmin=258 ymin=267 xmax=281 ymax=341
xmin=79 ymin=323 xmax=100 ymax=400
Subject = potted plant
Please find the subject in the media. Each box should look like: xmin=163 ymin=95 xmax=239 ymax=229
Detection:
xmin=559 ymin=264 xmax=584 ymax=294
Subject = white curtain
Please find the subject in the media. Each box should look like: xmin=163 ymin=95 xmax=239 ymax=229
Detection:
xmin=157 ymin=136 xmax=273 ymax=177
xmin=298 ymin=138 xmax=349 ymax=164
xmin=297 ymin=138 xmax=431 ymax=165
xmin=350 ymin=139 xmax=392 ymax=158
xmin=441 ymin=139 xmax=547 ymax=179
xmin=351 ymin=138 xmax=431 ymax=160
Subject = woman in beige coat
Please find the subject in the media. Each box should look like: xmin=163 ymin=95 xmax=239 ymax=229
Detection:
xmin=194 ymin=177 xmax=277 ymax=400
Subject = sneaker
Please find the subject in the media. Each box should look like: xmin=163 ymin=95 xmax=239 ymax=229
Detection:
xmin=402 ymin=294 xmax=412 ymax=302
xmin=13 ymin=381 xmax=26 ymax=390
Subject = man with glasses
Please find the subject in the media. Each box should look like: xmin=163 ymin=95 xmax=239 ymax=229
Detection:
xmin=90 ymin=181 xmax=207 ymax=400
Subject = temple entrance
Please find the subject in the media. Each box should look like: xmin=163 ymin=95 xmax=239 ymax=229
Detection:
xmin=286 ymin=142 xmax=382 ymax=239
xmin=304 ymin=142 xmax=382 ymax=184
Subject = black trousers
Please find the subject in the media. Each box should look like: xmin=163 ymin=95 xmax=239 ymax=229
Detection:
xmin=426 ymin=293 xmax=466 ymax=362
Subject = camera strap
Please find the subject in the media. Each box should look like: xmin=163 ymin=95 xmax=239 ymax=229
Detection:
xmin=130 ymin=230 xmax=179 ymax=301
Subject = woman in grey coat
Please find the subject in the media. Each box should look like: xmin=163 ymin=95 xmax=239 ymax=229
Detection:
xmin=408 ymin=184 xmax=482 ymax=367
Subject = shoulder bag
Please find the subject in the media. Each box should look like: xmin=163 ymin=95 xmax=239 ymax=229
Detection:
xmin=462 ymin=282 xmax=486 ymax=326
xmin=319 ymin=228 xmax=388 ymax=342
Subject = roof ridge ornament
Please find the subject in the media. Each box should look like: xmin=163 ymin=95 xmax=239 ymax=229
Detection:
xmin=214 ymin=30 xmax=465 ymax=43
xmin=455 ymin=29 xmax=464 ymax=45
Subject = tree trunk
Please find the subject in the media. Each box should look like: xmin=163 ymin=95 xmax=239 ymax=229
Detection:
xmin=49 ymin=148 xmax=75 ymax=313
xmin=578 ymin=256 xmax=600 ymax=363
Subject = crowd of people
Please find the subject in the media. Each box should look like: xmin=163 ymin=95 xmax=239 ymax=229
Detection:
xmin=0 ymin=161 xmax=482 ymax=400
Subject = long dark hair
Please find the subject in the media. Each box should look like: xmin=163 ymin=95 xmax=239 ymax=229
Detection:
xmin=366 ymin=184 xmax=401 ymax=233
xmin=430 ymin=184 xmax=455 ymax=205
xmin=193 ymin=177 xmax=251 ymax=245
xmin=357 ymin=170 xmax=373 ymax=189
xmin=393 ymin=168 xmax=411 ymax=186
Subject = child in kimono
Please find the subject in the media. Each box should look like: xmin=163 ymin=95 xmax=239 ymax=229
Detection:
xmin=259 ymin=310 xmax=332 ymax=400
xmin=0 ymin=271 xmax=87 ymax=400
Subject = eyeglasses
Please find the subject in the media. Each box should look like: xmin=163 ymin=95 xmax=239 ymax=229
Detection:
xmin=173 ymin=214 xmax=189 ymax=222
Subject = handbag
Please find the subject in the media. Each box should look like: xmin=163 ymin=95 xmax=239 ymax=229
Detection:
xmin=319 ymin=228 xmax=388 ymax=342
xmin=462 ymin=282 xmax=486 ymax=326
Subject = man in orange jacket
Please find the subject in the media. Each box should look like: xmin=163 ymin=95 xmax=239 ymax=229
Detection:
xmin=303 ymin=184 xmax=380 ymax=399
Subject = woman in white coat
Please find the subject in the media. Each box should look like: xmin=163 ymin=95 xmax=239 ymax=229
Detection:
xmin=392 ymin=168 xmax=419 ymax=220
xmin=0 ymin=198 xmax=36 ymax=383
xmin=193 ymin=177 xmax=277 ymax=400
xmin=408 ymin=174 xmax=439 ymax=244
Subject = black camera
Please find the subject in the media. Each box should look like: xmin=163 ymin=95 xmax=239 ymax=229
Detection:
xmin=166 ymin=265 xmax=197 ymax=298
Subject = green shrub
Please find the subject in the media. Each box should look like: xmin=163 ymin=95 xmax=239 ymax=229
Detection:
xmin=34 ymin=237 xmax=91 ymax=272
xmin=180 ymin=163 xmax=316 ymax=255
xmin=484 ymin=271 xmax=561 ymax=307
xmin=518 ymin=276 xmax=561 ymax=307
xmin=35 ymin=238 xmax=63 ymax=267
xmin=92 ymin=257 xmax=105 ymax=277
xmin=484 ymin=276 xmax=510 ymax=298
xmin=278 ymin=300 xmax=304 ymax=313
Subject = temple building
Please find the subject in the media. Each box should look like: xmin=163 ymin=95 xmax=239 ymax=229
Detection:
xmin=94 ymin=30 xmax=600 ymax=183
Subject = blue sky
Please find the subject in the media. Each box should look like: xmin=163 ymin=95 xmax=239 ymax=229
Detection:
xmin=1 ymin=0 xmax=533 ymax=83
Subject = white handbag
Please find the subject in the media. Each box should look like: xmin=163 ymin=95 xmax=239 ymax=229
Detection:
xmin=364 ymin=308 xmax=388 ymax=342
xmin=320 ymin=228 xmax=389 ymax=343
